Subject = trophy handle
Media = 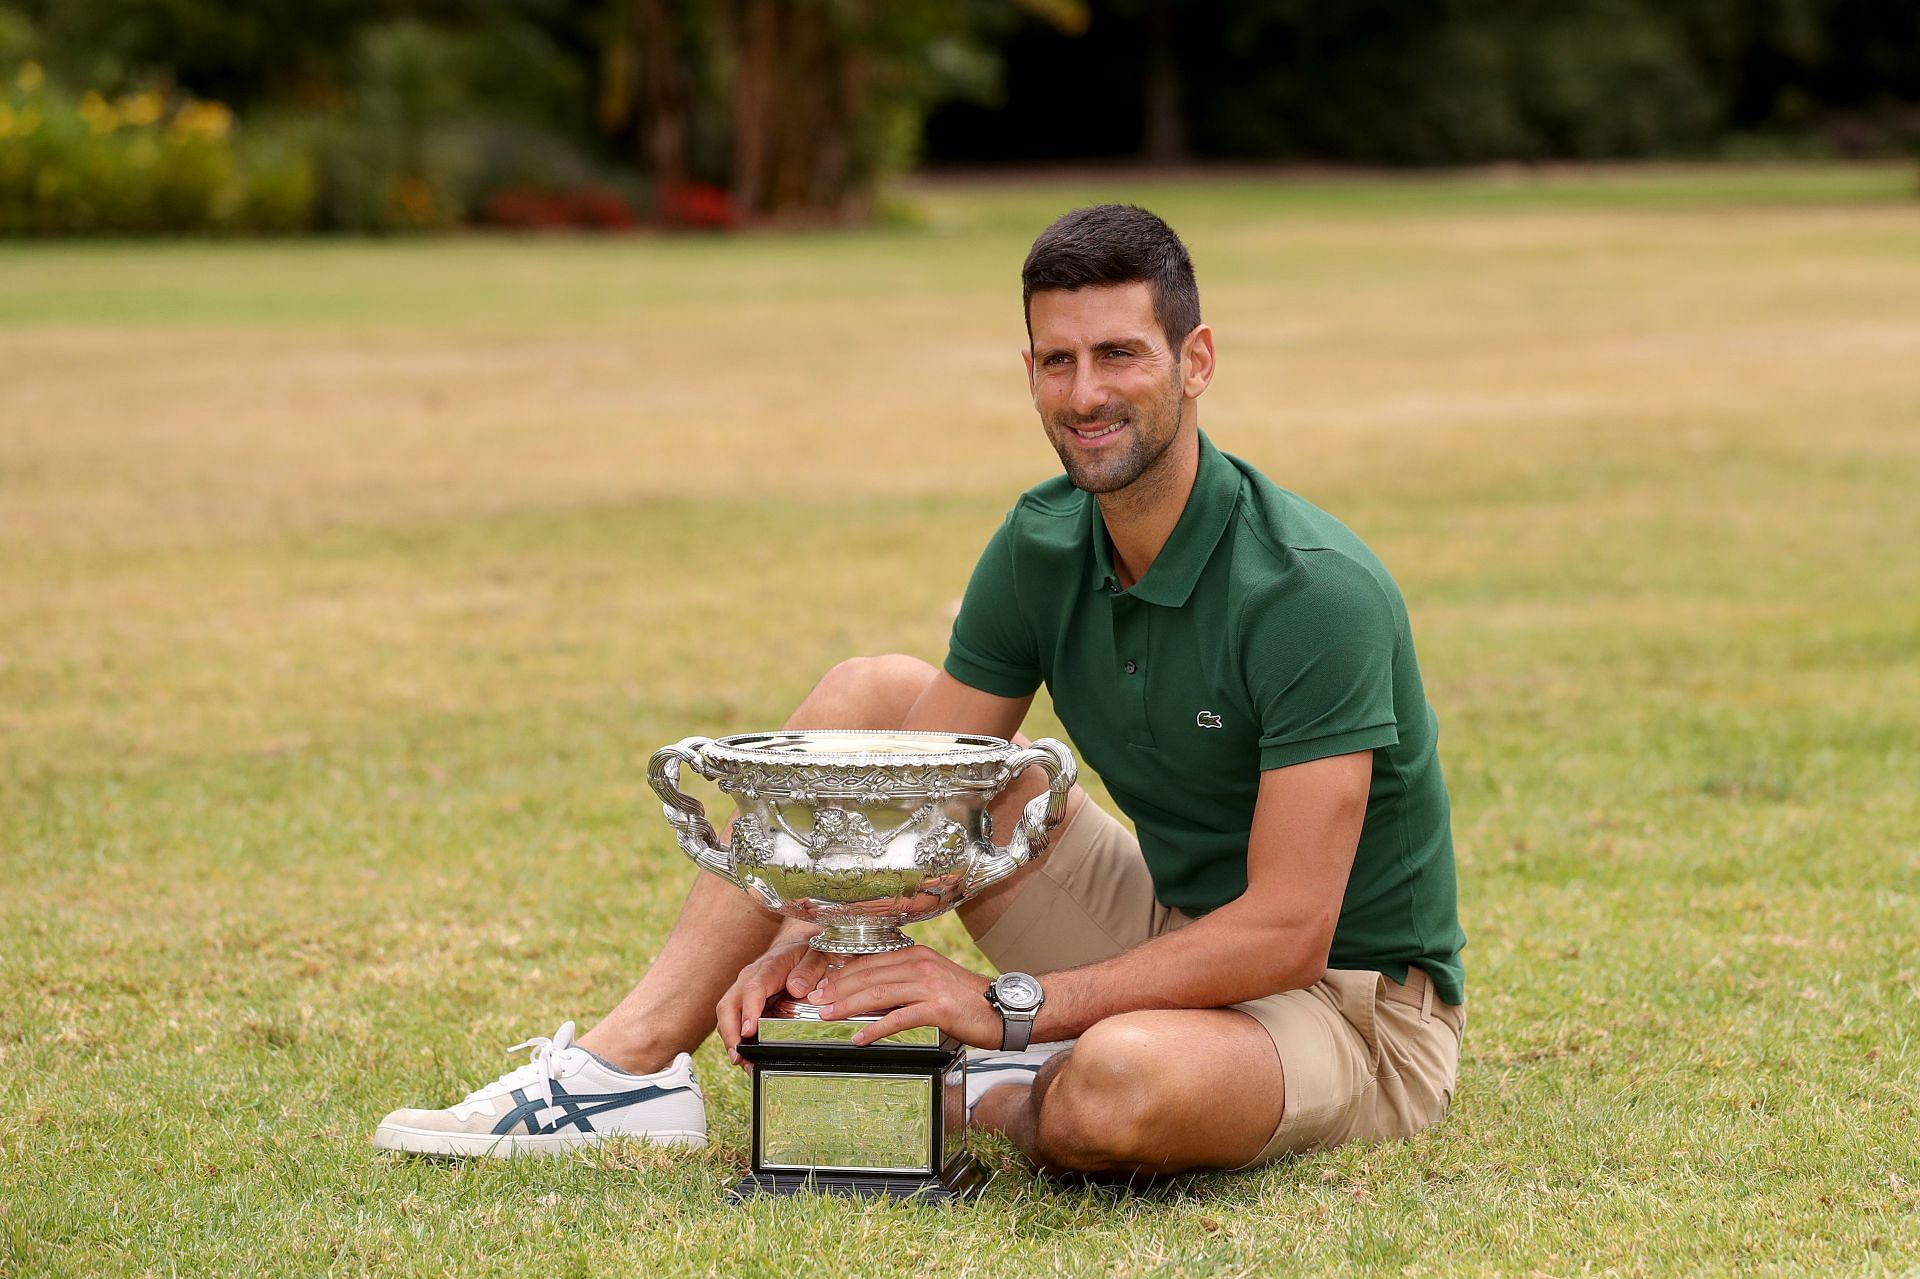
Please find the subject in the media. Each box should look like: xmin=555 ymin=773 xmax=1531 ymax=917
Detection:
xmin=647 ymin=736 xmax=741 ymax=888
xmin=967 ymin=737 xmax=1077 ymax=894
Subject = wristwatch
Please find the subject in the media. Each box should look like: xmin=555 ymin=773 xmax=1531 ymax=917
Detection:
xmin=984 ymin=972 xmax=1045 ymax=1050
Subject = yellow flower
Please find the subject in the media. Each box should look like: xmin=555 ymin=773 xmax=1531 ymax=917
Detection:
xmin=119 ymin=90 xmax=164 ymax=128
xmin=170 ymin=99 xmax=233 ymax=139
xmin=15 ymin=61 xmax=42 ymax=93
xmin=80 ymin=91 xmax=120 ymax=133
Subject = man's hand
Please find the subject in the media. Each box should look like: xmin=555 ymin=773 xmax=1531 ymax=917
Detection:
xmin=811 ymin=946 xmax=1000 ymax=1048
xmin=716 ymin=937 xmax=820 ymax=1066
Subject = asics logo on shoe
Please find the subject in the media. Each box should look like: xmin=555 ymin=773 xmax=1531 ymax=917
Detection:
xmin=493 ymin=1081 xmax=683 ymax=1137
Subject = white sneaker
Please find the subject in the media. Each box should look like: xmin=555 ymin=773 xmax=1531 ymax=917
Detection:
xmin=965 ymin=1040 xmax=1074 ymax=1119
xmin=373 ymin=1022 xmax=708 ymax=1158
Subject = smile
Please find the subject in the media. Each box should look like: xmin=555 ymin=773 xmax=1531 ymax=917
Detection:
xmin=1070 ymin=419 xmax=1126 ymax=441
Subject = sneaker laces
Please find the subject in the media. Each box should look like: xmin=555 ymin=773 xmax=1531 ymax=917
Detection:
xmin=459 ymin=1021 xmax=581 ymax=1116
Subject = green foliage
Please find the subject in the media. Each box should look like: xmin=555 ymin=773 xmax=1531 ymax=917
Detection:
xmin=282 ymin=113 xmax=448 ymax=233
xmin=10 ymin=0 xmax=1919 ymax=230
xmin=235 ymin=127 xmax=318 ymax=233
xmin=458 ymin=14 xmax=592 ymax=139
xmin=300 ymin=21 xmax=475 ymax=231
xmin=451 ymin=118 xmax=619 ymax=208
xmin=247 ymin=21 xmax=614 ymax=234
xmin=0 ymin=4 xmax=35 ymax=63
xmin=354 ymin=18 xmax=466 ymax=143
xmin=1514 ymin=7 xmax=1718 ymax=156
xmin=14 ymin=0 xmax=396 ymax=107
xmin=1192 ymin=0 xmax=1722 ymax=163
xmin=849 ymin=7 xmax=1023 ymax=186
xmin=933 ymin=0 xmax=1920 ymax=166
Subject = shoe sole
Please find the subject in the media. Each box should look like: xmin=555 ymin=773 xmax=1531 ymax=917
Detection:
xmin=372 ymin=1124 xmax=708 ymax=1158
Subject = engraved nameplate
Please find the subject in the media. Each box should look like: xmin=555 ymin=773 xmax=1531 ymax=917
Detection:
xmin=759 ymin=1071 xmax=934 ymax=1175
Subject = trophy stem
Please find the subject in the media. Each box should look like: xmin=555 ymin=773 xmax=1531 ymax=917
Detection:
xmin=809 ymin=923 xmax=917 ymax=955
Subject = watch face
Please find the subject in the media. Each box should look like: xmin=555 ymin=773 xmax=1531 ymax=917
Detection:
xmin=997 ymin=973 xmax=1043 ymax=1012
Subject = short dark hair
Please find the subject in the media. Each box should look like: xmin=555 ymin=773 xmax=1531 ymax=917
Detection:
xmin=1021 ymin=204 xmax=1201 ymax=349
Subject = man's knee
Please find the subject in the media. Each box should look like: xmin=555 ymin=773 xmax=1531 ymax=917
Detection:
xmin=1032 ymin=1015 xmax=1171 ymax=1172
xmin=803 ymin=654 xmax=935 ymax=727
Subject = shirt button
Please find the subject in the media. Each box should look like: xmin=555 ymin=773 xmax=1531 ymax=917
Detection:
xmin=1123 ymin=660 xmax=1138 ymax=674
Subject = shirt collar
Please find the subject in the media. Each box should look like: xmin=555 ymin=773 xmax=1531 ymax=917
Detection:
xmin=1089 ymin=430 xmax=1240 ymax=607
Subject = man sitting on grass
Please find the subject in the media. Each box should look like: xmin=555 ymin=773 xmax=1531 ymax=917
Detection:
xmin=375 ymin=204 xmax=1466 ymax=1175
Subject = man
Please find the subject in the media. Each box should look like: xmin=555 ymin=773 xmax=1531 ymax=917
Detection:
xmin=375 ymin=205 xmax=1466 ymax=1174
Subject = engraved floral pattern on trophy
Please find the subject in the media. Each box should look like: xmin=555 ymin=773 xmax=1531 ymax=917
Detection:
xmin=729 ymin=813 xmax=779 ymax=867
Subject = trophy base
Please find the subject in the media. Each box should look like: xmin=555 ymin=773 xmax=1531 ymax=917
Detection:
xmin=728 ymin=1155 xmax=989 ymax=1203
xmin=735 ymin=1022 xmax=979 ymax=1204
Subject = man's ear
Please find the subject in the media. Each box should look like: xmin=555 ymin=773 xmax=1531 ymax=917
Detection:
xmin=1180 ymin=324 xmax=1216 ymax=399
xmin=1021 ymin=347 xmax=1038 ymax=405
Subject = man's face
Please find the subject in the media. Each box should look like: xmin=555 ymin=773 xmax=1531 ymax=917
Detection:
xmin=1024 ymin=282 xmax=1189 ymax=496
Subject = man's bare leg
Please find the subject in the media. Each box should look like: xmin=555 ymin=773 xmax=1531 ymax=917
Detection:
xmin=970 ymin=1008 xmax=1286 ymax=1175
xmin=575 ymin=873 xmax=781 ymax=1073
xmin=577 ymin=655 xmax=944 ymax=1073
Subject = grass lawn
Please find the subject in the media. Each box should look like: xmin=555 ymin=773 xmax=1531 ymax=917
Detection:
xmin=2 ymin=162 xmax=1917 ymax=1276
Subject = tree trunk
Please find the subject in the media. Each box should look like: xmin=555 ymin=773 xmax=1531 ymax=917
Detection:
xmin=1141 ymin=0 xmax=1187 ymax=164
xmin=635 ymin=0 xmax=687 ymax=192
xmin=731 ymin=0 xmax=778 ymax=217
xmin=729 ymin=0 xmax=870 ymax=224
xmin=596 ymin=0 xmax=637 ymax=136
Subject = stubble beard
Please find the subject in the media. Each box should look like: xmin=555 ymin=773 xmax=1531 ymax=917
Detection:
xmin=1044 ymin=366 xmax=1186 ymax=498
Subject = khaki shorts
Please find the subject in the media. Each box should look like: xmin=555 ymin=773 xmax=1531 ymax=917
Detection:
xmin=974 ymin=799 xmax=1465 ymax=1166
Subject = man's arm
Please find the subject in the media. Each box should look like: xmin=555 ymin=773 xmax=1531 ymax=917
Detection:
xmin=1022 ymin=750 xmax=1370 ymax=1036
xmin=815 ymin=749 xmax=1374 ymax=1047
xmin=901 ymin=668 xmax=1033 ymax=743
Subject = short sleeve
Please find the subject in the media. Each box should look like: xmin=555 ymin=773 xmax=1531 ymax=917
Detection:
xmin=1244 ymin=554 xmax=1400 ymax=771
xmin=944 ymin=511 xmax=1044 ymax=698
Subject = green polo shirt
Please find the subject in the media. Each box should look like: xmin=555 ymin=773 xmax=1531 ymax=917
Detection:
xmin=945 ymin=431 xmax=1465 ymax=1004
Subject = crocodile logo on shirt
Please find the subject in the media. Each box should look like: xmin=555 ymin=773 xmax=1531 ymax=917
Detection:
xmin=1195 ymin=710 xmax=1224 ymax=730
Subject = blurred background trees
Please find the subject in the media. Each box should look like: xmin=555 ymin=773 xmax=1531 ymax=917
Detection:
xmin=2 ymin=0 xmax=1915 ymax=234
xmin=927 ymin=0 xmax=1920 ymax=165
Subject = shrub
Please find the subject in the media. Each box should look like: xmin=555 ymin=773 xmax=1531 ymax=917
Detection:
xmin=286 ymin=112 xmax=463 ymax=233
xmin=0 ymin=61 xmax=316 ymax=233
xmin=235 ymin=131 xmax=317 ymax=233
xmin=445 ymin=116 xmax=648 ymax=226
xmin=288 ymin=23 xmax=630 ymax=234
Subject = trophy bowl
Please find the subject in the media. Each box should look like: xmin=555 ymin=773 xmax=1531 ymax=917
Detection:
xmin=647 ymin=729 xmax=1076 ymax=955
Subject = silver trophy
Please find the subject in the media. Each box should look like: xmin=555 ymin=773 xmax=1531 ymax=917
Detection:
xmin=647 ymin=729 xmax=1076 ymax=1200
